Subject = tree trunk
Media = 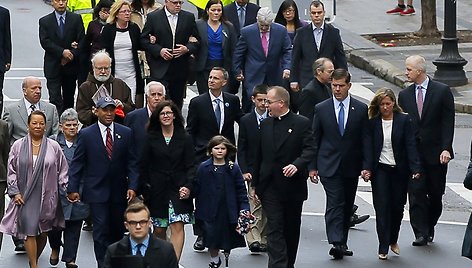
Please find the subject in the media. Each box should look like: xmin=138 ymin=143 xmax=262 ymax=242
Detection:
xmin=416 ymin=0 xmax=441 ymax=37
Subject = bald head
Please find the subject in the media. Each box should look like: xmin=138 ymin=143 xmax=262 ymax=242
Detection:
xmin=22 ymin=76 xmax=42 ymax=104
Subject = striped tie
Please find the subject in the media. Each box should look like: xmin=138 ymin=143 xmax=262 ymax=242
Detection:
xmin=106 ymin=127 xmax=113 ymax=159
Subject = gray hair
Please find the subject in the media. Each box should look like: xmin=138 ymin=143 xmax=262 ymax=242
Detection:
xmin=91 ymin=49 xmax=112 ymax=65
xmin=145 ymin=81 xmax=166 ymax=96
xmin=312 ymin=57 xmax=332 ymax=74
xmin=257 ymin=7 xmax=275 ymax=24
xmin=60 ymin=108 xmax=79 ymax=124
xmin=22 ymin=76 xmax=40 ymax=90
xmin=406 ymin=55 xmax=426 ymax=72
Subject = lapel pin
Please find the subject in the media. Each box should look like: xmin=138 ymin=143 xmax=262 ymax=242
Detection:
xmin=225 ymin=102 xmax=229 ymax=107
xmin=351 ymin=107 xmax=355 ymax=110
xmin=116 ymin=134 xmax=121 ymax=139
xmin=288 ymin=129 xmax=292 ymax=133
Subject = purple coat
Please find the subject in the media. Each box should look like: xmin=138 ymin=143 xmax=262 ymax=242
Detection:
xmin=0 ymin=137 xmax=68 ymax=239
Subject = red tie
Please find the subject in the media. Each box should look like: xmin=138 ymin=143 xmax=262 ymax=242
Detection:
xmin=106 ymin=127 xmax=113 ymax=159
xmin=417 ymin=85 xmax=423 ymax=118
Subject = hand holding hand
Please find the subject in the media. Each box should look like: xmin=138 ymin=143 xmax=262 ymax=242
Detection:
xmin=172 ymin=44 xmax=189 ymax=58
xmin=67 ymin=192 xmax=80 ymax=203
xmin=160 ymin=48 xmax=173 ymax=61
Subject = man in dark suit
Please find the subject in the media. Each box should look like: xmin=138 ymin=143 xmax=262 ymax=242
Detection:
xmin=253 ymin=86 xmax=315 ymax=268
xmin=141 ymin=0 xmax=199 ymax=109
xmin=398 ymin=55 xmax=455 ymax=246
xmin=0 ymin=5 xmax=11 ymax=116
xmin=39 ymin=0 xmax=85 ymax=114
xmin=237 ymin=84 xmax=268 ymax=253
xmin=223 ymin=0 xmax=260 ymax=36
xmin=124 ymin=81 xmax=166 ymax=158
xmin=310 ymin=69 xmax=372 ymax=259
xmin=68 ymin=96 xmax=139 ymax=268
xmin=104 ymin=202 xmax=178 ymax=268
xmin=233 ymin=7 xmax=292 ymax=113
xmin=298 ymin=57 xmax=334 ymax=123
xmin=186 ymin=67 xmax=243 ymax=250
xmin=290 ymin=0 xmax=347 ymax=93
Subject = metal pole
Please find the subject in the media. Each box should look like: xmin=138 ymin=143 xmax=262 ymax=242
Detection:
xmin=432 ymin=0 xmax=468 ymax=87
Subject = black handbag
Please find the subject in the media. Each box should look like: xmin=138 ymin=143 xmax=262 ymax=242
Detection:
xmin=462 ymin=213 xmax=472 ymax=259
xmin=464 ymin=160 xmax=472 ymax=190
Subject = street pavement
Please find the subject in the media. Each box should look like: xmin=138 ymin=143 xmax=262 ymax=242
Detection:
xmin=1 ymin=0 xmax=472 ymax=267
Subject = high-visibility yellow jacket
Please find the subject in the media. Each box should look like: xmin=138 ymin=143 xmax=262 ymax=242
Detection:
xmin=68 ymin=0 xmax=95 ymax=30
xmin=188 ymin=0 xmax=233 ymax=10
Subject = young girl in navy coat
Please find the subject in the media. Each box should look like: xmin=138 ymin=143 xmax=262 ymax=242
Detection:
xmin=194 ymin=135 xmax=250 ymax=268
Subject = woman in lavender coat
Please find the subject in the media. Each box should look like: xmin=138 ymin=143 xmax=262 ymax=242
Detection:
xmin=0 ymin=111 xmax=68 ymax=268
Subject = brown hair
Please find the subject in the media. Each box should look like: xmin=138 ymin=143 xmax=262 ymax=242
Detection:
xmin=368 ymin=88 xmax=403 ymax=119
xmin=206 ymin=135 xmax=237 ymax=158
xmin=124 ymin=201 xmax=150 ymax=221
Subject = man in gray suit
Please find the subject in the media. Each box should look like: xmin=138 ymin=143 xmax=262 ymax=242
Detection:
xmin=3 ymin=76 xmax=59 ymax=145
xmin=2 ymin=76 xmax=59 ymax=252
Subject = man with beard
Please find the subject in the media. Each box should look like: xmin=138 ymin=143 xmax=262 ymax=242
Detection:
xmin=76 ymin=50 xmax=135 ymax=126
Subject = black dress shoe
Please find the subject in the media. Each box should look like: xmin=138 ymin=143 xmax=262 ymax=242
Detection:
xmin=193 ymin=236 xmax=205 ymax=251
xmin=249 ymin=241 xmax=262 ymax=253
xmin=341 ymin=245 xmax=353 ymax=256
xmin=50 ymin=257 xmax=59 ymax=266
xmin=428 ymin=229 xmax=434 ymax=242
xmin=65 ymin=262 xmax=79 ymax=268
xmin=350 ymin=214 xmax=370 ymax=227
xmin=14 ymin=243 xmax=26 ymax=253
xmin=259 ymin=244 xmax=267 ymax=252
xmin=82 ymin=222 xmax=93 ymax=232
xmin=412 ymin=237 xmax=428 ymax=246
xmin=329 ymin=245 xmax=344 ymax=259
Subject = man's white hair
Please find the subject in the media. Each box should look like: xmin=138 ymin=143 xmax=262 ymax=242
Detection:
xmin=256 ymin=7 xmax=275 ymax=24
xmin=145 ymin=81 xmax=166 ymax=96
xmin=91 ymin=49 xmax=112 ymax=65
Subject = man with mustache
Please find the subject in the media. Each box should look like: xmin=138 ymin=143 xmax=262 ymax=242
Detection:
xmin=76 ymin=50 xmax=135 ymax=127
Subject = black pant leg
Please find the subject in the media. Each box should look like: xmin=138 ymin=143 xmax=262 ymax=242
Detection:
xmin=61 ymin=74 xmax=77 ymax=112
xmin=47 ymin=229 xmax=62 ymax=250
xmin=62 ymin=220 xmax=83 ymax=263
xmin=342 ymin=176 xmax=358 ymax=245
xmin=46 ymin=76 xmax=64 ymax=113
xmin=0 ymin=71 xmax=4 ymax=116
xmin=320 ymin=175 xmax=345 ymax=244
xmin=372 ymin=166 xmax=393 ymax=254
xmin=425 ymin=163 xmax=448 ymax=234
xmin=408 ymin=172 xmax=429 ymax=239
xmin=284 ymin=200 xmax=303 ymax=268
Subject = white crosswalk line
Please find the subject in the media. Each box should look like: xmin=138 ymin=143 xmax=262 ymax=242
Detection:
xmin=448 ymin=182 xmax=472 ymax=203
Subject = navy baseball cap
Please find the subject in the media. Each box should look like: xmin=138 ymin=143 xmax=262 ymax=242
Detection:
xmin=96 ymin=96 xmax=116 ymax=108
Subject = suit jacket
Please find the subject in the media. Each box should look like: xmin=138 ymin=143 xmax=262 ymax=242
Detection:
xmin=139 ymin=128 xmax=195 ymax=218
xmin=0 ymin=120 xmax=9 ymax=182
xmin=194 ymin=19 xmax=237 ymax=73
xmin=3 ymin=99 xmax=59 ymax=145
xmin=312 ymin=96 xmax=372 ymax=178
xmin=104 ymin=235 xmax=178 ymax=268
xmin=237 ymin=111 xmax=261 ymax=175
xmin=298 ymin=78 xmax=331 ymax=123
xmin=291 ymin=23 xmax=347 ymax=88
xmin=398 ymin=78 xmax=455 ymax=165
xmin=67 ymin=122 xmax=139 ymax=203
xmin=140 ymin=9 xmax=199 ymax=80
xmin=100 ymin=22 xmax=144 ymax=93
xmin=194 ymin=158 xmax=249 ymax=223
xmin=223 ymin=2 xmax=260 ymax=36
xmin=123 ymin=107 xmax=149 ymax=158
xmin=233 ymin=23 xmax=292 ymax=94
xmin=39 ymin=11 xmax=85 ymax=78
xmin=186 ymin=92 xmax=243 ymax=160
xmin=370 ymin=113 xmax=422 ymax=178
xmin=0 ymin=6 xmax=11 ymax=73
xmin=253 ymin=112 xmax=315 ymax=201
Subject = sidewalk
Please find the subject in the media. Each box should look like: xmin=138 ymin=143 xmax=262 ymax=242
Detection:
xmin=330 ymin=0 xmax=472 ymax=113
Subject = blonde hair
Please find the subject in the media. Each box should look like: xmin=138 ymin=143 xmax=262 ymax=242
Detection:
xmin=368 ymin=88 xmax=403 ymax=119
xmin=107 ymin=0 xmax=132 ymax=24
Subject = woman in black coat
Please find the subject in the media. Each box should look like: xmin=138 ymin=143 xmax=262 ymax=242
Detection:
xmin=101 ymin=0 xmax=144 ymax=108
xmin=139 ymin=100 xmax=195 ymax=261
xmin=367 ymin=88 xmax=422 ymax=260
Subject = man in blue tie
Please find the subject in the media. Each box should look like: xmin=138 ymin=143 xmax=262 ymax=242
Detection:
xmin=310 ymin=69 xmax=372 ymax=259
xmin=103 ymin=202 xmax=178 ymax=268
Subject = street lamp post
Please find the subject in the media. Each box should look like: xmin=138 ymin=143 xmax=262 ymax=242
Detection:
xmin=432 ymin=0 xmax=468 ymax=87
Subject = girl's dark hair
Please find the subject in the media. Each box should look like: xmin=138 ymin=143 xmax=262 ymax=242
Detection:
xmin=93 ymin=0 xmax=115 ymax=19
xmin=28 ymin=110 xmax=46 ymax=124
xmin=206 ymin=135 xmax=237 ymax=158
xmin=201 ymin=0 xmax=227 ymax=22
xmin=274 ymin=0 xmax=303 ymax=29
xmin=131 ymin=0 xmax=156 ymax=11
xmin=147 ymin=100 xmax=184 ymax=133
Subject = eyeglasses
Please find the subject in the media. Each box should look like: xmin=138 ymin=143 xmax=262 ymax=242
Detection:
xmin=264 ymin=99 xmax=283 ymax=105
xmin=159 ymin=111 xmax=174 ymax=117
xmin=169 ymin=0 xmax=184 ymax=5
xmin=119 ymin=10 xmax=131 ymax=14
xmin=63 ymin=123 xmax=78 ymax=128
xmin=94 ymin=66 xmax=111 ymax=71
xmin=284 ymin=9 xmax=295 ymax=14
xmin=126 ymin=220 xmax=149 ymax=227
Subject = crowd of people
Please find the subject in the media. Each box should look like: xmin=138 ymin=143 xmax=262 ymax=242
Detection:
xmin=0 ymin=0 xmax=458 ymax=268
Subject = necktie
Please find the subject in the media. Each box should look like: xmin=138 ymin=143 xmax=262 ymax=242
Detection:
xmin=314 ymin=27 xmax=322 ymax=50
xmin=338 ymin=102 xmax=345 ymax=136
xmin=261 ymin=32 xmax=268 ymax=56
xmin=417 ymin=85 xmax=423 ymax=118
xmin=214 ymin=99 xmax=221 ymax=132
xmin=238 ymin=6 xmax=245 ymax=29
xmin=59 ymin=16 xmax=65 ymax=38
xmin=105 ymin=127 xmax=113 ymax=159
xmin=30 ymin=104 xmax=36 ymax=113
xmin=136 ymin=243 xmax=144 ymax=256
